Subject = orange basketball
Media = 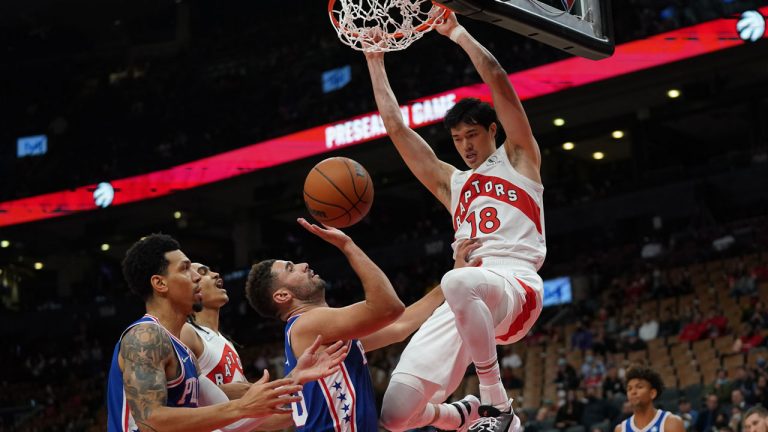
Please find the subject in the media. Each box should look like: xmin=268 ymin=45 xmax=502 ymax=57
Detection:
xmin=303 ymin=157 xmax=374 ymax=228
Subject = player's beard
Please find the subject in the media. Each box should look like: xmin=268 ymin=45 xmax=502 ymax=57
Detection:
xmin=293 ymin=278 xmax=327 ymax=303
xmin=192 ymin=301 xmax=203 ymax=313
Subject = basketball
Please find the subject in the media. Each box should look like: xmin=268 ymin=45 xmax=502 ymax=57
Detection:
xmin=303 ymin=157 xmax=374 ymax=228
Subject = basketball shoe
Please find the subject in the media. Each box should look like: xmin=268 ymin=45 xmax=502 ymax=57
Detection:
xmin=467 ymin=400 xmax=521 ymax=432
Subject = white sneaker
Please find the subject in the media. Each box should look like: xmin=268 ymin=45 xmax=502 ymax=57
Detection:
xmin=468 ymin=400 xmax=518 ymax=432
xmin=450 ymin=394 xmax=481 ymax=432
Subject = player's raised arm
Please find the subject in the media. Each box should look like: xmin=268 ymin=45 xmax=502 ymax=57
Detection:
xmin=436 ymin=13 xmax=541 ymax=180
xmin=291 ymin=218 xmax=405 ymax=348
xmin=365 ymin=50 xmax=456 ymax=209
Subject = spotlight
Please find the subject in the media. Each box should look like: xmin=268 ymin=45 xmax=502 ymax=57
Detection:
xmin=667 ymin=89 xmax=681 ymax=99
xmin=101 ymin=243 xmax=111 ymax=252
xmin=611 ymin=130 xmax=624 ymax=139
xmin=34 ymin=262 xmax=44 ymax=270
xmin=0 ymin=240 xmax=9 ymax=248
xmin=593 ymin=152 xmax=605 ymax=160
xmin=174 ymin=211 xmax=182 ymax=220
xmin=553 ymin=118 xmax=566 ymax=127
xmin=562 ymin=142 xmax=575 ymax=151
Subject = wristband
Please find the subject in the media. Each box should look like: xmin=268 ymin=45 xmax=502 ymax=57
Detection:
xmin=449 ymin=26 xmax=466 ymax=43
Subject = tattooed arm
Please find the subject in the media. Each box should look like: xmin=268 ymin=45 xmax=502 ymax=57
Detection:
xmin=120 ymin=323 xmax=302 ymax=432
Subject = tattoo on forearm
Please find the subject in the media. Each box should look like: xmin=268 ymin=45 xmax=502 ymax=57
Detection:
xmin=137 ymin=421 xmax=160 ymax=432
xmin=120 ymin=324 xmax=173 ymax=423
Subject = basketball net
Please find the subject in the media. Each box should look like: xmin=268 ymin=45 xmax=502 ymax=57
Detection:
xmin=328 ymin=0 xmax=450 ymax=52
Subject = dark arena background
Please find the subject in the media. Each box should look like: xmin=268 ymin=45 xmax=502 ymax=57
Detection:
xmin=1 ymin=0 xmax=768 ymax=430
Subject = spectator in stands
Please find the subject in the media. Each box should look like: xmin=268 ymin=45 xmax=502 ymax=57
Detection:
xmin=581 ymin=386 xmax=620 ymax=432
xmin=660 ymin=307 xmax=683 ymax=338
xmin=729 ymin=262 xmax=757 ymax=299
xmin=680 ymin=312 xmax=707 ymax=342
xmin=555 ymin=390 xmax=586 ymax=432
xmin=753 ymin=376 xmax=768 ymax=408
xmin=733 ymin=324 xmax=765 ymax=354
xmin=677 ymin=397 xmax=699 ymax=432
xmin=639 ymin=317 xmax=660 ymax=341
xmin=729 ymin=406 xmax=744 ymax=432
xmin=557 ymin=358 xmax=581 ymax=390
xmin=573 ymin=321 xmax=595 ymax=351
xmin=730 ymin=389 xmax=751 ymax=412
xmin=695 ymin=394 xmax=730 ymax=432
xmin=624 ymin=330 xmax=648 ymax=352
xmin=603 ymin=366 xmax=626 ymax=400
xmin=703 ymin=307 xmax=729 ymax=339
xmin=732 ymin=367 xmax=758 ymax=404
xmin=711 ymin=368 xmax=736 ymax=404
xmin=582 ymin=354 xmax=607 ymax=388
xmin=501 ymin=346 xmax=523 ymax=370
xmin=742 ymin=301 xmax=768 ymax=330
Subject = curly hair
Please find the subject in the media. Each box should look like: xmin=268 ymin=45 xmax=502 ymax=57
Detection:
xmin=122 ymin=234 xmax=180 ymax=301
xmin=444 ymin=98 xmax=498 ymax=131
xmin=626 ymin=366 xmax=665 ymax=399
xmin=245 ymin=259 xmax=278 ymax=319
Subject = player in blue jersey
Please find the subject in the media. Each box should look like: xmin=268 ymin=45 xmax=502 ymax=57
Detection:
xmin=616 ymin=367 xmax=685 ymax=432
xmin=245 ymin=218 xmax=469 ymax=431
xmin=107 ymin=233 xmax=347 ymax=432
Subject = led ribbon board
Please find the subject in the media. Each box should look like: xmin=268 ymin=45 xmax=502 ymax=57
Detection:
xmin=1 ymin=7 xmax=765 ymax=228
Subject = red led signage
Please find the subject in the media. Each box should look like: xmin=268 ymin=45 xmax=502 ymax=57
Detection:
xmin=1 ymin=8 xmax=765 ymax=228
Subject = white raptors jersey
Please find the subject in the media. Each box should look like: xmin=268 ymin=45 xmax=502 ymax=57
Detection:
xmin=191 ymin=324 xmax=247 ymax=385
xmin=450 ymin=146 xmax=546 ymax=271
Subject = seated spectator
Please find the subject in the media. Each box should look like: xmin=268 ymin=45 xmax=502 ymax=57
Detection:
xmin=733 ymin=324 xmax=765 ymax=354
xmin=677 ymin=397 xmax=699 ymax=432
xmin=581 ymin=354 xmax=607 ymax=388
xmin=556 ymin=358 xmax=581 ymax=390
xmin=639 ymin=317 xmax=660 ymax=341
xmin=602 ymin=366 xmax=626 ymax=400
xmin=573 ymin=321 xmax=595 ymax=352
xmin=556 ymin=390 xmax=586 ymax=432
xmin=624 ymin=330 xmax=648 ymax=352
xmin=582 ymin=386 xmax=619 ymax=432
xmin=660 ymin=307 xmax=682 ymax=338
xmin=730 ymin=262 xmax=757 ymax=298
xmin=695 ymin=394 xmax=730 ymax=432
xmin=501 ymin=346 xmax=523 ymax=370
xmin=742 ymin=301 xmax=768 ymax=330
xmin=709 ymin=368 xmax=735 ymax=404
xmin=703 ymin=307 xmax=728 ymax=339
xmin=680 ymin=312 xmax=707 ymax=342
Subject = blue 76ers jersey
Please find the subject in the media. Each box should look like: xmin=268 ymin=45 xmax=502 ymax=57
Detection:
xmin=107 ymin=314 xmax=199 ymax=432
xmin=285 ymin=315 xmax=378 ymax=432
xmin=621 ymin=410 xmax=669 ymax=432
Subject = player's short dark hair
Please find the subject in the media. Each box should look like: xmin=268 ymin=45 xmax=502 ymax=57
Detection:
xmin=444 ymin=98 xmax=498 ymax=130
xmin=122 ymin=234 xmax=180 ymax=301
xmin=626 ymin=366 xmax=665 ymax=400
xmin=245 ymin=259 xmax=279 ymax=319
xmin=745 ymin=405 xmax=768 ymax=420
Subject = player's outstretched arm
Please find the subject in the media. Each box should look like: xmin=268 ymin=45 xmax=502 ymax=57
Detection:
xmin=436 ymin=13 xmax=541 ymax=180
xmin=358 ymin=238 xmax=482 ymax=351
xmin=120 ymin=324 xmax=301 ymax=432
xmin=365 ymin=51 xmax=456 ymax=209
xmin=359 ymin=284 xmax=444 ymax=351
xmin=292 ymin=218 xmax=405 ymax=346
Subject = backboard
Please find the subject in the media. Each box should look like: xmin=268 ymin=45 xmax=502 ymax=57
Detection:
xmin=433 ymin=0 xmax=614 ymax=60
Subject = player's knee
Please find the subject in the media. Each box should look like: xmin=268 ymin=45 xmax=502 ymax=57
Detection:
xmin=379 ymin=404 xmax=413 ymax=431
xmin=441 ymin=268 xmax=482 ymax=305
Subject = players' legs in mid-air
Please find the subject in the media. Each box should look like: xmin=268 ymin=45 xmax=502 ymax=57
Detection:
xmin=381 ymin=268 xmax=530 ymax=431
xmin=442 ymin=267 xmax=512 ymax=411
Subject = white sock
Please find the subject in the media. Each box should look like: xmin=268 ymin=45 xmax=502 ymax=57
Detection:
xmin=429 ymin=403 xmax=465 ymax=429
xmin=479 ymin=382 xmax=509 ymax=410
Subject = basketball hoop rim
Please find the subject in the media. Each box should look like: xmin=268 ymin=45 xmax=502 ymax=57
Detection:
xmin=327 ymin=0 xmax=452 ymax=40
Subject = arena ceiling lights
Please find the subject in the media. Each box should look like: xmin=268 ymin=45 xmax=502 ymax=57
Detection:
xmin=1 ymin=7 xmax=766 ymax=228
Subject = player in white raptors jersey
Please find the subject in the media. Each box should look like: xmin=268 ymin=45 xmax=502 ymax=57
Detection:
xmin=180 ymin=262 xmax=295 ymax=430
xmin=366 ymin=12 xmax=544 ymax=431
